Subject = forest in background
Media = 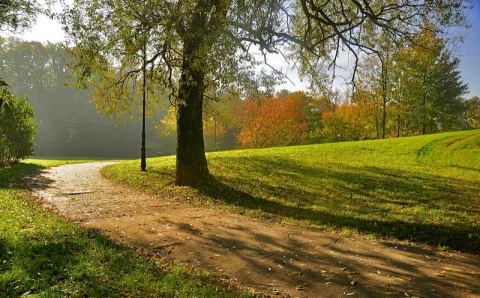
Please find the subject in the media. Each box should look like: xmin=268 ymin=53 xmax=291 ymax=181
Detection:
xmin=0 ymin=38 xmax=170 ymax=158
xmin=1 ymin=37 xmax=479 ymax=158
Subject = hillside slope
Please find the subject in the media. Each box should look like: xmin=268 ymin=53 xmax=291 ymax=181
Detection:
xmin=104 ymin=130 xmax=480 ymax=252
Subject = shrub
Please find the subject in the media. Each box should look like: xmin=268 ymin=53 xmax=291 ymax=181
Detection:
xmin=0 ymin=88 xmax=37 ymax=166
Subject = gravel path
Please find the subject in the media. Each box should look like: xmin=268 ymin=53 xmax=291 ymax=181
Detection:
xmin=29 ymin=162 xmax=480 ymax=297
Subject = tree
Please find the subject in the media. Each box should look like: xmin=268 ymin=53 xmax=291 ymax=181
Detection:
xmin=62 ymin=0 xmax=469 ymax=185
xmin=321 ymin=102 xmax=373 ymax=142
xmin=395 ymin=26 xmax=468 ymax=134
xmin=353 ymin=35 xmax=400 ymax=139
xmin=466 ymin=96 xmax=480 ymax=129
xmin=1 ymin=0 xmax=46 ymax=86
xmin=0 ymin=0 xmax=43 ymax=32
xmin=236 ymin=92 xmax=308 ymax=148
xmin=0 ymin=88 xmax=37 ymax=166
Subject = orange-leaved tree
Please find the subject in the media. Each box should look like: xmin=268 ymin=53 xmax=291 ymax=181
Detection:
xmin=236 ymin=92 xmax=309 ymax=149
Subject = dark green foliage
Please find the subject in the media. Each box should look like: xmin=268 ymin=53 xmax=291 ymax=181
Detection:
xmin=0 ymin=89 xmax=36 ymax=166
xmin=395 ymin=29 xmax=469 ymax=135
xmin=0 ymin=0 xmax=41 ymax=32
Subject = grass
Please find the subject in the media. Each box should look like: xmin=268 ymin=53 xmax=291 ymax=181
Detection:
xmin=103 ymin=129 xmax=480 ymax=253
xmin=0 ymin=161 xmax=255 ymax=297
xmin=25 ymin=157 xmax=115 ymax=167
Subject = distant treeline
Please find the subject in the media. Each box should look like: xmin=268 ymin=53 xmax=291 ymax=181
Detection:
xmin=1 ymin=38 xmax=479 ymax=157
xmin=0 ymin=38 xmax=172 ymax=158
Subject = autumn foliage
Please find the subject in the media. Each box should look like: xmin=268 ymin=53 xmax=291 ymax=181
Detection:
xmin=321 ymin=102 xmax=374 ymax=142
xmin=236 ymin=92 xmax=309 ymax=148
xmin=157 ymin=85 xmax=476 ymax=152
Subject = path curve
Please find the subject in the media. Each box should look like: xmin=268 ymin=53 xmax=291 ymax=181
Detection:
xmin=29 ymin=162 xmax=480 ymax=298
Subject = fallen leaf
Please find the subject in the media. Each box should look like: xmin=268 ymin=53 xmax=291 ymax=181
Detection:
xmin=341 ymin=267 xmax=347 ymax=271
xmin=345 ymin=292 xmax=355 ymax=296
xmin=351 ymin=280 xmax=357 ymax=286
xmin=272 ymin=289 xmax=281 ymax=295
xmin=325 ymin=282 xmax=332 ymax=285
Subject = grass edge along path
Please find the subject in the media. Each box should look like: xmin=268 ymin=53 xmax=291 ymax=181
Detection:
xmin=0 ymin=161 xmax=256 ymax=297
xmin=103 ymin=130 xmax=480 ymax=254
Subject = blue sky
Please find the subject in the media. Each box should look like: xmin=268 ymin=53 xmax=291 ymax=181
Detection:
xmin=14 ymin=2 xmax=480 ymax=98
xmin=458 ymin=0 xmax=480 ymax=98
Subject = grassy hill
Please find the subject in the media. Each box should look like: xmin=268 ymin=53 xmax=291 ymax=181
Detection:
xmin=104 ymin=129 xmax=480 ymax=253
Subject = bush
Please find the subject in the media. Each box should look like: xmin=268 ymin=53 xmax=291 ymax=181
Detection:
xmin=0 ymin=88 xmax=37 ymax=166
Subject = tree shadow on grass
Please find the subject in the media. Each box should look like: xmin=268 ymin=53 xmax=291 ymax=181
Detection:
xmin=200 ymin=156 xmax=480 ymax=254
xmin=0 ymin=228 xmax=144 ymax=297
xmin=0 ymin=163 xmax=45 ymax=189
xmin=451 ymin=165 xmax=480 ymax=174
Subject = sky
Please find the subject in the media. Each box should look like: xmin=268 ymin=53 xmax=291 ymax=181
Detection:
xmin=456 ymin=0 xmax=480 ymax=98
xmin=14 ymin=2 xmax=480 ymax=98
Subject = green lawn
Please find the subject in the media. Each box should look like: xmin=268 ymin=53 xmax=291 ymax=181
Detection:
xmin=0 ymin=161 xmax=254 ymax=297
xmin=103 ymin=129 xmax=480 ymax=253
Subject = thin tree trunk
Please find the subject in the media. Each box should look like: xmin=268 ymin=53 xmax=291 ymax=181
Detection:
xmin=381 ymin=54 xmax=388 ymax=139
xmin=396 ymin=114 xmax=401 ymax=137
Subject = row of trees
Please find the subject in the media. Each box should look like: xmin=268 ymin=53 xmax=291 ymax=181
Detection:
xmin=1 ymin=1 xmax=475 ymax=184
xmin=349 ymin=26 xmax=469 ymax=140
xmin=2 ymin=35 xmax=475 ymax=159
xmin=0 ymin=38 xmax=171 ymax=158
xmin=1 ymin=31 xmax=478 ymax=162
xmin=161 ymin=87 xmax=479 ymax=151
xmin=169 ymin=24 xmax=476 ymax=148
xmin=62 ymin=0 xmax=472 ymax=185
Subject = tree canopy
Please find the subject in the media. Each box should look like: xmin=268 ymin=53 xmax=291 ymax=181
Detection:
xmin=0 ymin=0 xmax=44 ymax=33
xmin=62 ymin=0 xmax=471 ymax=185
xmin=1 ymin=0 xmax=47 ymax=88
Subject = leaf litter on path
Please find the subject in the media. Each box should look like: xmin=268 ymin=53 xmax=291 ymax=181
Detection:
xmin=30 ymin=162 xmax=480 ymax=298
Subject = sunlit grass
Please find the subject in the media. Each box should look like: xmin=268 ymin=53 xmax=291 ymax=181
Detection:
xmin=25 ymin=157 xmax=115 ymax=167
xmin=103 ymin=129 xmax=480 ymax=253
xmin=0 ymin=161 xmax=254 ymax=297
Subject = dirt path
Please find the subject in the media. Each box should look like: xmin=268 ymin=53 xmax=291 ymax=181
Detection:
xmin=28 ymin=162 xmax=480 ymax=298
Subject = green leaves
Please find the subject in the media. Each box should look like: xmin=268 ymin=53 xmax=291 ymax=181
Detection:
xmin=0 ymin=89 xmax=37 ymax=166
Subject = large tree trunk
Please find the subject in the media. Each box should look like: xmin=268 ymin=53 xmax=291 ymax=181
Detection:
xmin=175 ymin=51 xmax=209 ymax=186
xmin=174 ymin=0 xmax=228 ymax=185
